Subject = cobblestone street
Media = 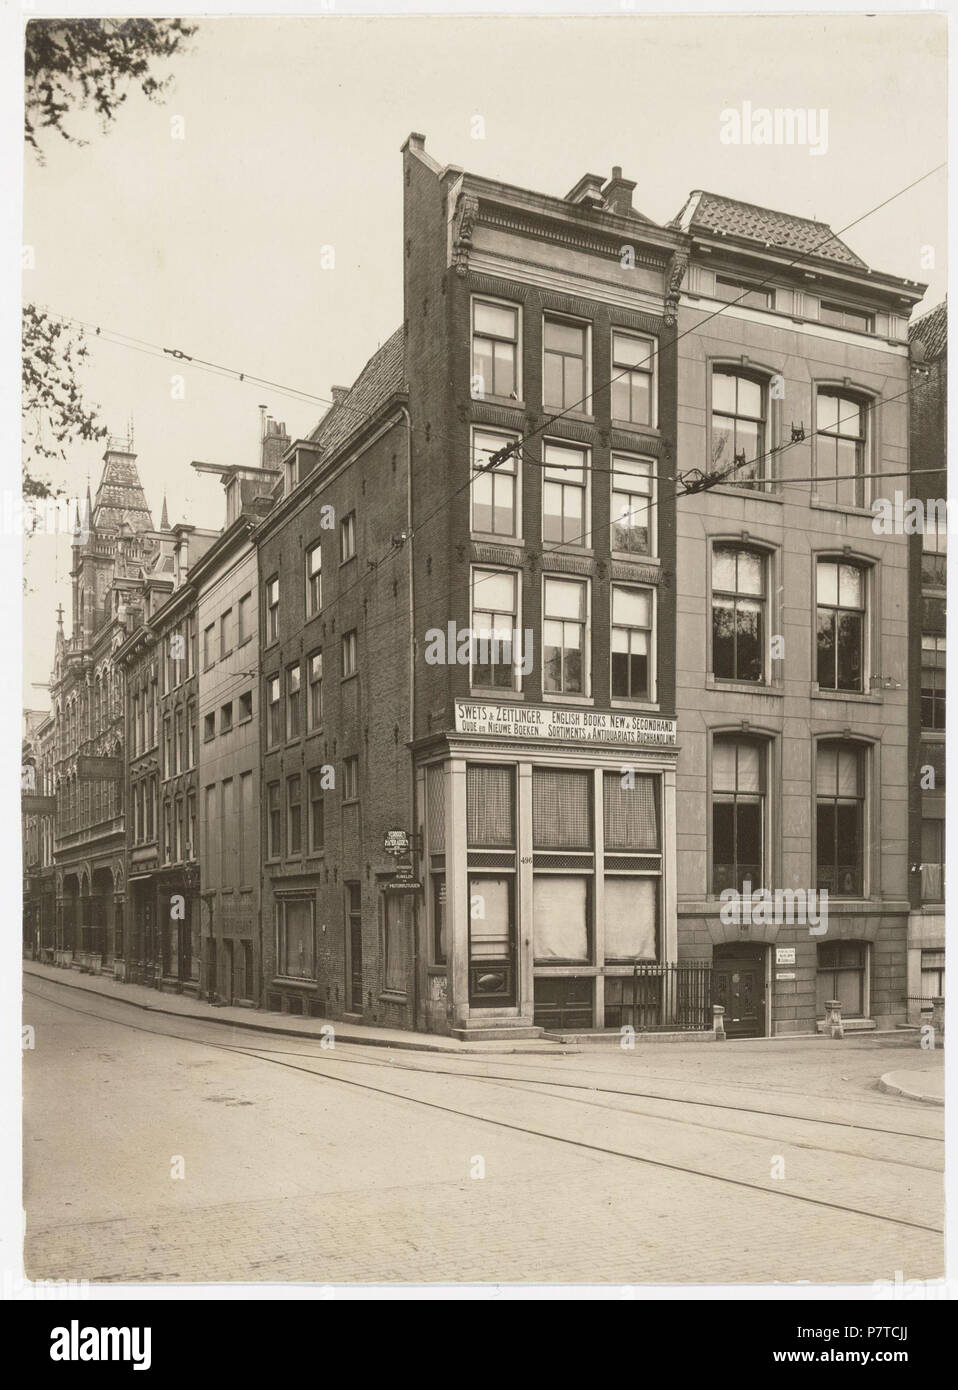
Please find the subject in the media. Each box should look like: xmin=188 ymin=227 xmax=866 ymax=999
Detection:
xmin=23 ymin=973 xmax=944 ymax=1286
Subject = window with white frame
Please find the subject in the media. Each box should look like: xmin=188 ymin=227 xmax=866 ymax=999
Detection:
xmin=472 ymin=299 xmax=519 ymax=400
xmin=611 ymin=331 xmax=655 ymax=426
xmin=816 ymin=390 xmax=867 ymax=507
xmin=340 ymin=512 xmax=356 ymax=563
xmin=306 ymin=541 xmax=322 ymax=616
xmin=265 ymin=674 xmax=281 ymax=748
xmin=816 ymin=558 xmax=866 ymax=693
xmin=543 ymin=576 xmax=588 ymax=696
xmin=307 ymin=651 xmax=323 ymax=729
xmin=342 ymin=630 xmax=357 ymax=678
xmin=277 ymin=897 xmax=315 ymax=980
xmin=471 ymin=568 xmax=518 ymax=690
xmin=286 ymin=662 xmax=302 ymax=739
xmin=815 ymin=741 xmax=865 ymax=897
xmin=712 ymin=736 xmax=766 ymax=895
xmin=542 ymin=441 xmax=588 ymax=546
xmin=471 ymin=428 xmax=519 ymax=537
xmin=712 ymin=544 xmax=766 ymax=683
xmin=711 ymin=368 xmax=767 ymax=488
xmin=611 ymin=454 xmax=655 ymax=556
xmin=264 ymin=576 xmax=279 ymax=644
xmin=543 ymin=316 xmax=588 ymax=411
xmin=611 ymin=584 xmax=654 ymax=701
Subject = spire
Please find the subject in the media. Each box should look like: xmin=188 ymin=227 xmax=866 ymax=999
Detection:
xmin=91 ymin=439 xmax=154 ymax=533
xmin=160 ymin=494 xmax=169 ymax=530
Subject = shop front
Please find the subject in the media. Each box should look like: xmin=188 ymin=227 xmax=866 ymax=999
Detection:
xmin=417 ymin=702 xmax=678 ymax=1038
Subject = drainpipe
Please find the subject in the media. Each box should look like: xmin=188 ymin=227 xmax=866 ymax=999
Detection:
xmin=400 ymin=405 xmax=418 ymax=1028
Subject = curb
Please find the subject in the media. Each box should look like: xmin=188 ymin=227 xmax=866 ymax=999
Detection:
xmin=877 ymin=1071 xmax=944 ymax=1106
xmin=22 ymin=964 xmax=572 ymax=1057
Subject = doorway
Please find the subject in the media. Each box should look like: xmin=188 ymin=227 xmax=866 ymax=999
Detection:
xmin=712 ymin=944 xmax=767 ymax=1038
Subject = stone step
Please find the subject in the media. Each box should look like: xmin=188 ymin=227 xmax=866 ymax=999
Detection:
xmin=449 ymin=1023 xmax=545 ymax=1042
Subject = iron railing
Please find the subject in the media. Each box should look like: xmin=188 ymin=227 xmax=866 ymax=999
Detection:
xmin=605 ymin=960 xmax=713 ymax=1032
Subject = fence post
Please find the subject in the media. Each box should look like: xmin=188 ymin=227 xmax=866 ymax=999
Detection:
xmin=931 ymin=996 xmax=945 ymax=1045
xmin=712 ymin=1003 xmax=726 ymax=1041
xmin=824 ymin=998 xmax=844 ymax=1039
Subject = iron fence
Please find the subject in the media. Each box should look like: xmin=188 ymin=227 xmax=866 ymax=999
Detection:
xmin=605 ymin=960 xmax=713 ymax=1032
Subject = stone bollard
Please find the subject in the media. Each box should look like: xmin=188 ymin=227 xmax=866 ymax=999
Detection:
xmin=712 ymin=1003 xmax=727 ymax=1041
xmin=932 ymin=996 xmax=945 ymax=1045
xmin=824 ymin=999 xmax=844 ymax=1039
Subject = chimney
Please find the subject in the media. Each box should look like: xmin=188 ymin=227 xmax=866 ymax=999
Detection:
xmin=330 ymin=386 xmax=350 ymax=406
xmin=603 ymin=166 xmax=637 ymax=218
xmin=260 ymin=417 xmax=289 ymax=472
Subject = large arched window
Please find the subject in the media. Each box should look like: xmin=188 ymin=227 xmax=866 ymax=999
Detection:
xmin=710 ymin=367 xmax=767 ymax=489
xmin=815 ymin=389 xmax=868 ymax=507
xmin=711 ymin=735 xmax=767 ymax=894
xmin=816 ymin=557 xmax=869 ymax=693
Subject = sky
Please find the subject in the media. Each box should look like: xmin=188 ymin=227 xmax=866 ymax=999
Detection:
xmin=20 ymin=11 xmax=948 ymax=705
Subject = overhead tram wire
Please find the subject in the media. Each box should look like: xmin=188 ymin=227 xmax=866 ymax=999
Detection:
xmin=36 ymin=161 xmax=944 ymax=636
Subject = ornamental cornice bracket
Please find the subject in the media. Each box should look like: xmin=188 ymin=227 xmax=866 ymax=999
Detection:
xmin=664 ymin=250 xmax=690 ymax=326
xmin=452 ymin=193 xmax=480 ymax=278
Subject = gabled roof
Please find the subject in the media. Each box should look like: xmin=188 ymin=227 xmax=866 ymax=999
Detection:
xmin=308 ymin=327 xmax=405 ymax=459
xmin=909 ymin=298 xmax=947 ymax=361
xmin=672 ymin=190 xmax=867 ymax=269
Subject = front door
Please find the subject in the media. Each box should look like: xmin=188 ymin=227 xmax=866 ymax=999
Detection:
xmin=712 ymin=947 xmax=766 ymax=1038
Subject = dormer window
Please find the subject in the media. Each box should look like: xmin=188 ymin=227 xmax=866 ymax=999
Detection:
xmin=819 ymin=301 xmax=873 ymax=334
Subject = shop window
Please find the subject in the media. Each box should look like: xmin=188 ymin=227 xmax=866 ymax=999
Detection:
xmin=533 ymin=876 xmax=590 ymax=962
xmin=816 ymin=941 xmax=867 ymax=1017
xmin=603 ymin=771 xmax=659 ymax=850
xmin=604 ymin=878 xmax=657 ymax=961
xmin=466 ymin=765 xmax=514 ymax=847
xmin=532 ymin=768 xmax=592 ymax=849
xmin=277 ymin=898 xmax=315 ymax=980
xmin=468 ymin=875 xmax=515 ymax=1007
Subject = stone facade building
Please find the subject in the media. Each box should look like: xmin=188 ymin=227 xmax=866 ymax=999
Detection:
xmin=671 ymin=191 xmax=925 ymax=1035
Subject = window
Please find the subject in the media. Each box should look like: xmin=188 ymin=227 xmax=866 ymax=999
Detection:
xmin=308 ymin=651 xmax=323 ymax=729
xmin=816 ymin=941 xmax=867 ymax=1017
xmin=237 ymin=592 xmax=252 ymax=645
xmin=163 ymin=717 xmax=173 ymax=773
xmin=611 ymin=455 xmax=654 ymax=555
xmin=287 ymin=775 xmax=302 ymax=855
xmin=714 ymin=274 xmax=773 ymax=311
xmin=277 ymin=898 xmax=315 ymax=980
xmin=286 ymin=663 xmax=302 ymax=739
xmin=238 ymin=690 xmax=253 ymax=723
xmin=472 ymin=298 xmax=518 ymax=400
xmin=542 ymin=441 xmax=588 ymax=545
xmin=306 ymin=541 xmax=322 ymax=615
xmin=219 ymin=702 xmax=233 ymax=735
xmin=467 ymin=765 xmax=515 ymax=847
xmin=203 ymin=623 xmax=215 ymax=669
xmin=432 ymin=876 xmax=447 ymax=966
xmin=187 ymin=792 xmax=196 ymax=860
xmin=203 ymin=711 xmax=215 ymax=742
xmin=343 ymin=755 xmax=359 ymax=802
xmin=308 ymin=769 xmax=325 ymax=852
xmin=533 ymin=767 xmax=592 ymax=849
xmin=712 ymin=544 xmax=765 ymax=682
xmin=267 ymin=782 xmax=281 ymax=858
xmin=543 ymin=316 xmax=588 ymax=410
xmin=602 ymin=771 xmax=660 ymax=961
xmin=543 ymin=577 xmax=588 ymax=695
xmin=611 ymin=331 xmax=655 ymax=426
xmin=188 ymin=702 xmax=197 ymax=767
xmin=816 ymin=742 xmax=865 ymax=897
xmin=174 ymin=709 xmax=184 ymax=772
xmin=220 ymin=608 xmax=233 ymax=658
xmin=920 ymin=949 xmax=945 ymax=1006
xmin=611 ymin=585 xmax=653 ymax=701
xmin=340 ymin=512 xmax=356 ymax=563
xmin=471 ymin=568 xmax=518 ymax=690
xmin=532 ymin=769 xmax=592 ymax=964
xmin=920 ymin=819 xmax=945 ymax=904
xmin=265 ymin=576 xmax=279 ymax=644
xmin=266 ymin=675 xmax=281 ymax=748
xmin=921 ymin=635 xmax=946 ymax=729
xmin=816 ymin=390 xmax=866 ymax=507
xmin=921 ymin=512 xmax=947 ymax=586
xmin=819 ymin=301 xmax=873 ymax=334
xmin=471 ymin=429 xmax=518 ymax=537
xmin=816 ymin=559 xmax=866 ymax=692
xmin=712 ymin=738 xmax=766 ymax=894
xmin=711 ymin=368 xmax=767 ymax=487
xmin=342 ymin=630 xmax=358 ymax=678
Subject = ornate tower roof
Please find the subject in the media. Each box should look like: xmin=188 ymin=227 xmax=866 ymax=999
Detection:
xmin=91 ymin=444 xmax=154 ymax=534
